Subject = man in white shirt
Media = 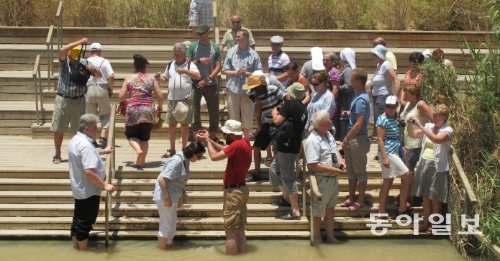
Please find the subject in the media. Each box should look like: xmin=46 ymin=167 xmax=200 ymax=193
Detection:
xmin=85 ymin=43 xmax=115 ymax=148
xmin=157 ymin=43 xmax=201 ymax=158
xmin=68 ymin=114 xmax=114 ymax=251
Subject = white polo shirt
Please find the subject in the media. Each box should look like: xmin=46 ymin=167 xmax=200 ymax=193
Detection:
xmin=86 ymin=56 xmax=114 ymax=86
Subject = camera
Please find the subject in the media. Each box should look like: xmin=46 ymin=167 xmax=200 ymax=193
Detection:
xmin=398 ymin=119 xmax=406 ymax=127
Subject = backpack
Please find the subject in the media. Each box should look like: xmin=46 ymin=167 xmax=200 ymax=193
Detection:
xmin=69 ymin=44 xmax=91 ymax=86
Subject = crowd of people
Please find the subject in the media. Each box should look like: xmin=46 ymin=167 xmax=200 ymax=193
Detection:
xmin=58 ymin=11 xmax=455 ymax=254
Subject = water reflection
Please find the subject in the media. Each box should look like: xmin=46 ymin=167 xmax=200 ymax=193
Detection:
xmin=0 ymin=239 xmax=468 ymax=261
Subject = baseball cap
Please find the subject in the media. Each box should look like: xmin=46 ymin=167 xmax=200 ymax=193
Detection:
xmin=385 ymin=95 xmax=398 ymax=106
xmin=221 ymin=120 xmax=243 ymax=136
xmin=90 ymin=42 xmax=102 ymax=51
xmin=196 ymin=24 xmax=210 ymax=34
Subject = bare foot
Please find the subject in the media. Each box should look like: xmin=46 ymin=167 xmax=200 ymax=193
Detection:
xmin=325 ymin=237 xmax=340 ymax=244
xmin=313 ymin=239 xmax=323 ymax=245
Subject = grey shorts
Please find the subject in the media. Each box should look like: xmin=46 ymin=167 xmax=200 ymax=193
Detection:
xmin=50 ymin=95 xmax=86 ymax=133
xmin=269 ymin=152 xmax=298 ymax=194
xmin=312 ymin=175 xmax=339 ymax=218
xmin=344 ymin=135 xmax=370 ymax=182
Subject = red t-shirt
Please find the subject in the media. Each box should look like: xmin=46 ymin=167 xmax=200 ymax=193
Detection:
xmin=223 ymin=138 xmax=252 ymax=185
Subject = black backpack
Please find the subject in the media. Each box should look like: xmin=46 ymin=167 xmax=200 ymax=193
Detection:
xmin=69 ymin=44 xmax=91 ymax=86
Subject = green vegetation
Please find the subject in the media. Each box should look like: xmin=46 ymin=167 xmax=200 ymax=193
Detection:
xmin=420 ymin=0 xmax=499 ymax=256
xmin=1 ymin=0 xmax=492 ymax=31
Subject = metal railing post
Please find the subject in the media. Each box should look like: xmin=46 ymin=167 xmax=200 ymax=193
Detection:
xmin=32 ymin=55 xmax=41 ymax=125
xmin=45 ymin=25 xmax=54 ymax=90
xmin=104 ymin=104 xmax=117 ymax=247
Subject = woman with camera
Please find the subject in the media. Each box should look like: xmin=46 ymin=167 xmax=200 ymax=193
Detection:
xmin=407 ymin=104 xmax=453 ymax=234
xmin=375 ymin=95 xmax=411 ymax=218
xmin=399 ymin=85 xmax=433 ymax=207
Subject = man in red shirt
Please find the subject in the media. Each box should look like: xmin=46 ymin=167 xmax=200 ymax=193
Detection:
xmin=197 ymin=120 xmax=252 ymax=255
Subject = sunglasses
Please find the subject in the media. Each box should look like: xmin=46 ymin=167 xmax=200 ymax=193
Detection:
xmin=311 ymin=81 xmax=322 ymax=87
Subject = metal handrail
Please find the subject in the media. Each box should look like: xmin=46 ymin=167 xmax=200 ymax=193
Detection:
xmin=32 ymin=55 xmax=44 ymax=126
xmin=45 ymin=25 xmax=54 ymax=90
xmin=104 ymin=104 xmax=117 ymax=247
xmin=55 ymin=0 xmax=64 ymax=51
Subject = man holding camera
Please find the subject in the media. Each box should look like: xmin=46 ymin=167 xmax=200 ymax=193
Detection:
xmin=52 ymin=37 xmax=101 ymax=164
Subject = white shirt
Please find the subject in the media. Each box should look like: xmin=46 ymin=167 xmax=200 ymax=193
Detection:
xmin=68 ymin=132 xmax=105 ymax=199
xmin=86 ymin=56 xmax=114 ymax=86
xmin=164 ymin=61 xmax=199 ymax=100
xmin=420 ymin=123 xmax=454 ymax=172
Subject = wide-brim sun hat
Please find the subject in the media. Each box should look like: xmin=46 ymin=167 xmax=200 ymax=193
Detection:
xmin=242 ymin=75 xmax=263 ymax=91
xmin=287 ymin=82 xmax=305 ymax=100
xmin=221 ymin=120 xmax=243 ymax=136
xmin=371 ymin=44 xmax=387 ymax=60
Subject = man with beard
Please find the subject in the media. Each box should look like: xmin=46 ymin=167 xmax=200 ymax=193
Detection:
xmin=197 ymin=120 xmax=252 ymax=255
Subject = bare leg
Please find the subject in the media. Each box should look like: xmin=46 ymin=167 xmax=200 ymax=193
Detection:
xmin=72 ymin=236 xmax=79 ymax=250
xmin=158 ymin=237 xmax=168 ymax=250
xmin=54 ymin=131 xmax=64 ymax=157
xmin=266 ymin=145 xmax=273 ymax=159
xmin=76 ymin=239 xmax=88 ymax=251
xmin=313 ymin=217 xmax=322 ymax=245
xmin=191 ymin=26 xmax=198 ymax=40
xmin=181 ymin=124 xmax=189 ymax=148
xmin=398 ymin=173 xmax=411 ymax=212
xmin=325 ymin=207 xmax=338 ymax=243
xmin=225 ymin=229 xmax=239 ymax=255
xmin=280 ymin=186 xmax=290 ymax=202
xmin=378 ymin=178 xmax=394 ymax=214
xmin=243 ymin=128 xmax=251 ymax=139
xmin=431 ymin=199 xmax=442 ymax=221
xmin=137 ymin=141 xmax=149 ymax=167
xmin=169 ymin=124 xmax=177 ymax=152
xmin=128 ymin=138 xmax=143 ymax=165
xmin=236 ymin=228 xmax=247 ymax=253
xmin=420 ymin=195 xmax=432 ymax=231
xmin=357 ymin=181 xmax=367 ymax=206
xmin=347 ymin=179 xmax=357 ymax=201
xmin=289 ymin=193 xmax=300 ymax=217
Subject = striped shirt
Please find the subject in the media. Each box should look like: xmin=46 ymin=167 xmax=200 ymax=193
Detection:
xmin=268 ymin=51 xmax=290 ymax=85
xmin=376 ymin=114 xmax=400 ymax=155
xmin=255 ymin=84 xmax=286 ymax=124
xmin=57 ymin=59 xmax=89 ymax=97
xmin=223 ymin=46 xmax=262 ymax=94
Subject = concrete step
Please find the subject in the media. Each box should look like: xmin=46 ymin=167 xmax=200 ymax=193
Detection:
xmin=0 ymin=189 xmax=403 ymax=204
xmin=0 ymin=203 xmax=421 ymax=218
xmin=0 ymin=178 xmax=402 ymax=191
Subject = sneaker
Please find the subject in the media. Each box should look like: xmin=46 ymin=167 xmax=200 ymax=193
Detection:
xmin=279 ymin=212 xmax=301 ymax=220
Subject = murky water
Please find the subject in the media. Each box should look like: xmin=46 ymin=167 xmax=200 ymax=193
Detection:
xmin=0 ymin=238 xmax=470 ymax=261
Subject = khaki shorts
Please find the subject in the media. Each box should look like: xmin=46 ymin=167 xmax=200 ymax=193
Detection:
xmin=166 ymin=97 xmax=194 ymax=125
xmin=312 ymin=175 xmax=339 ymax=218
xmin=50 ymin=95 xmax=86 ymax=133
xmin=227 ymin=91 xmax=253 ymax=130
xmin=85 ymin=83 xmax=111 ymax=128
xmin=344 ymin=135 xmax=370 ymax=182
xmin=223 ymin=185 xmax=249 ymax=231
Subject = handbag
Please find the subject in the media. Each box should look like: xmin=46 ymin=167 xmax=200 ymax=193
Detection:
xmin=153 ymin=110 xmax=164 ymax=129
xmin=69 ymin=44 xmax=92 ymax=85
xmin=171 ymin=68 xmax=191 ymax=122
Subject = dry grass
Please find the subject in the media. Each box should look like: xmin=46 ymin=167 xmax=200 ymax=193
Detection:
xmin=1 ymin=0 xmax=491 ymax=30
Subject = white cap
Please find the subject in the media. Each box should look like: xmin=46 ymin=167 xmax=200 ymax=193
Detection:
xmin=311 ymin=47 xmax=325 ymax=71
xmin=90 ymin=42 xmax=102 ymax=51
xmin=385 ymin=95 xmax=398 ymax=105
xmin=221 ymin=120 xmax=243 ymax=136
xmin=270 ymin=35 xmax=284 ymax=44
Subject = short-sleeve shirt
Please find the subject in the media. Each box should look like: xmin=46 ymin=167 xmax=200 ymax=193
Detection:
xmin=164 ymin=60 xmax=199 ymax=100
xmin=385 ymin=51 xmax=398 ymax=71
xmin=421 ymin=123 xmax=454 ymax=172
xmin=86 ymin=56 xmax=114 ymax=86
xmin=348 ymin=91 xmax=370 ymax=135
xmin=275 ymin=99 xmax=307 ymax=153
xmin=186 ymin=41 xmax=222 ymax=80
xmin=223 ymin=138 xmax=252 ymax=186
xmin=153 ymin=153 xmax=190 ymax=203
xmin=326 ymin=66 xmax=341 ymax=83
xmin=300 ymin=60 xmax=313 ymax=84
xmin=57 ymin=59 xmax=89 ymax=97
xmin=306 ymin=90 xmax=335 ymax=131
xmin=305 ymin=130 xmax=340 ymax=176
xmin=268 ymin=51 xmax=290 ymax=85
xmin=376 ymin=114 xmax=400 ymax=155
xmin=371 ymin=60 xmax=393 ymax=96
xmin=254 ymin=85 xmax=286 ymax=123
xmin=223 ymin=46 xmax=263 ymax=94
xmin=68 ymin=132 xmax=105 ymax=199
xmin=338 ymin=65 xmax=354 ymax=112
xmin=221 ymin=27 xmax=256 ymax=49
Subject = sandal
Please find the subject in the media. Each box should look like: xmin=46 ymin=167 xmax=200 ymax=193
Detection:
xmin=161 ymin=149 xmax=176 ymax=158
xmin=348 ymin=202 xmax=364 ymax=211
xmin=52 ymin=156 xmax=61 ymax=164
xmin=340 ymin=198 xmax=355 ymax=208
xmin=264 ymin=157 xmax=273 ymax=167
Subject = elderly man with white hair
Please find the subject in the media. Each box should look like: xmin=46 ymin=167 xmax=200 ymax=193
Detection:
xmin=305 ymin=110 xmax=345 ymax=245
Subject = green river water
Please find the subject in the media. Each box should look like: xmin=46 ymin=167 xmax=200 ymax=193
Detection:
xmin=0 ymin=238 xmax=472 ymax=261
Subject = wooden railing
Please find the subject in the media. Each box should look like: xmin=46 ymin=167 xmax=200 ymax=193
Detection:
xmin=55 ymin=1 xmax=64 ymax=51
xmin=32 ymin=55 xmax=44 ymax=126
xmin=451 ymin=148 xmax=478 ymax=215
xmin=45 ymin=25 xmax=54 ymax=90
xmin=104 ymin=104 xmax=117 ymax=247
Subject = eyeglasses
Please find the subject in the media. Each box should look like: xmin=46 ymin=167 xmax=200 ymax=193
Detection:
xmin=311 ymin=81 xmax=322 ymax=87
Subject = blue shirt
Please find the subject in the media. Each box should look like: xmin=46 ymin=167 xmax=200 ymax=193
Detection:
xmin=348 ymin=91 xmax=370 ymax=135
xmin=376 ymin=114 xmax=400 ymax=155
xmin=153 ymin=153 xmax=190 ymax=203
xmin=223 ymin=46 xmax=263 ymax=94
xmin=305 ymin=90 xmax=335 ymax=131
